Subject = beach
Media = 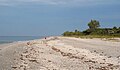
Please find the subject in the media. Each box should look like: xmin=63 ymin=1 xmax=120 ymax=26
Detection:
xmin=0 ymin=36 xmax=120 ymax=70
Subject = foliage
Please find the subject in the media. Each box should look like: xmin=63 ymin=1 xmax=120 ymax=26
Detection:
xmin=62 ymin=30 xmax=83 ymax=37
xmin=88 ymin=20 xmax=100 ymax=31
xmin=62 ymin=20 xmax=120 ymax=38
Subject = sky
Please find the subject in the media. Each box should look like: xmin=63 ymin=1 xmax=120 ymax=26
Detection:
xmin=0 ymin=0 xmax=120 ymax=36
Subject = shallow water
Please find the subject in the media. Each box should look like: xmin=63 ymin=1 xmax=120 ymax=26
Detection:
xmin=0 ymin=36 xmax=44 ymax=44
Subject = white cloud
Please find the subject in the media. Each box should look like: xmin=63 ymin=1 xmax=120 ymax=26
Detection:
xmin=0 ymin=0 xmax=119 ymax=6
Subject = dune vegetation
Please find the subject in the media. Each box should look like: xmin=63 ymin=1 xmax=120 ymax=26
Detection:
xmin=63 ymin=20 xmax=120 ymax=38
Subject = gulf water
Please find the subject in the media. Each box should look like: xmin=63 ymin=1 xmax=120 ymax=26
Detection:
xmin=0 ymin=36 xmax=43 ymax=44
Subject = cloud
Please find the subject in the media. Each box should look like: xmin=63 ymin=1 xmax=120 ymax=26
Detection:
xmin=0 ymin=0 xmax=119 ymax=6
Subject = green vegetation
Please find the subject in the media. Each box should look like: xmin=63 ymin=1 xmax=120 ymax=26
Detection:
xmin=62 ymin=20 xmax=120 ymax=38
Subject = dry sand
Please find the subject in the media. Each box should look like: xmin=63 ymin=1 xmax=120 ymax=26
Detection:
xmin=0 ymin=37 xmax=120 ymax=70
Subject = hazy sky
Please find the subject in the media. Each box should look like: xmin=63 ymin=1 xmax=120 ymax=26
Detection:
xmin=0 ymin=0 xmax=120 ymax=36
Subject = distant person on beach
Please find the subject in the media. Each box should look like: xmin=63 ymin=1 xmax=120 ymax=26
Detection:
xmin=44 ymin=37 xmax=48 ymax=46
xmin=45 ymin=37 xmax=46 ymax=39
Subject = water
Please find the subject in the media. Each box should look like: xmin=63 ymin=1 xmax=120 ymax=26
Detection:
xmin=0 ymin=36 xmax=44 ymax=44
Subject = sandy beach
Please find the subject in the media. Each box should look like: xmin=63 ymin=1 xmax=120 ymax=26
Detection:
xmin=0 ymin=37 xmax=120 ymax=70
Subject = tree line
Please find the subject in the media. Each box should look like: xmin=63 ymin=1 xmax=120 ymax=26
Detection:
xmin=62 ymin=20 xmax=120 ymax=37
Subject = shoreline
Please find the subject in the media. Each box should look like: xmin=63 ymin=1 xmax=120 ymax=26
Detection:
xmin=0 ymin=36 xmax=120 ymax=70
xmin=0 ymin=36 xmax=45 ymax=45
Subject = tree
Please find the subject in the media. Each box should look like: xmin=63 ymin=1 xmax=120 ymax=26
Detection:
xmin=119 ymin=27 xmax=120 ymax=29
xmin=112 ymin=26 xmax=118 ymax=34
xmin=113 ymin=26 xmax=117 ymax=30
xmin=74 ymin=29 xmax=82 ymax=36
xmin=88 ymin=20 xmax=100 ymax=30
xmin=75 ymin=29 xmax=78 ymax=32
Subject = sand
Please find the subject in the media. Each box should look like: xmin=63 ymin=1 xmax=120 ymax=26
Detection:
xmin=0 ymin=36 xmax=120 ymax=70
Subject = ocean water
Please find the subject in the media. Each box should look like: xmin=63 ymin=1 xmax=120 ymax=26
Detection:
xmin=0 ymin=36 xmax=44 ymax=44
